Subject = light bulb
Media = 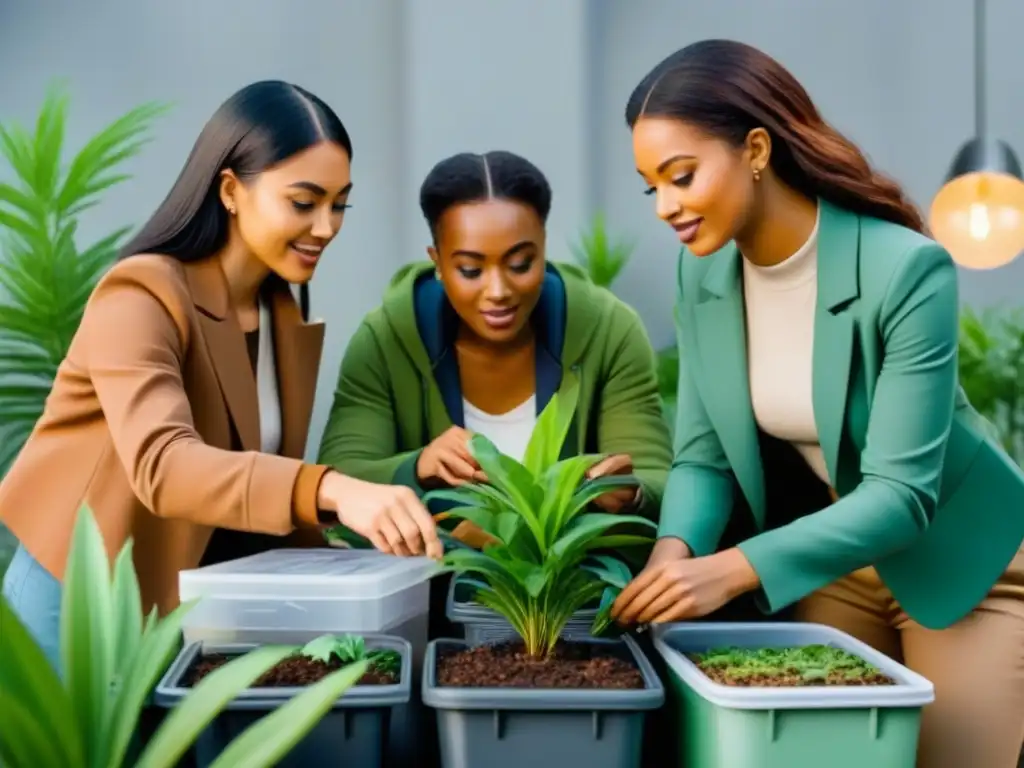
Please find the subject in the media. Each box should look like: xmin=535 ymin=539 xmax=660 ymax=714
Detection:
xmin=967 ymin=203 xmax=991 ymax=240
xmin=929 ymin=171 xmax=1024 ymax=269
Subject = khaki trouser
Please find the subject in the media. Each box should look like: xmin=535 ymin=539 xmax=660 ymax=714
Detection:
xmin=795 ymin=548 xmax=1024 ymax=768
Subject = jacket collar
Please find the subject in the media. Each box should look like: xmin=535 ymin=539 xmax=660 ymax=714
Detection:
xmin=183 ymin=256 xmax=324 ymax=457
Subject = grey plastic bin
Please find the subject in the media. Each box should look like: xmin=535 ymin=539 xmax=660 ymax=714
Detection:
xmin=652 ymin=622 xmax=935 ymax=768
xmin=153 ymin=635 xmax=412 ymax=768
xmin=446 ymin=575 xmax=599 ymax=645
xmin=422 ymin=635 xmax=664 ymax=768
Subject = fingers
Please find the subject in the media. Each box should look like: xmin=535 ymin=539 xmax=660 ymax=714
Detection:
xmin=588 ymin=453 xmax=633 ymax=479
xmin=610 ymin=564 xmax=662 ymax=620
xmin=636 ymin=584 xmax=688 ymax=624
xmin=614 ymin=573 xmax=671 ymax=626
xmin=378 ymin=515 xmax=411 ymax=556
xmin=440 ymin=452 xmax=481 ymax=484
xmin=397 ymin=487 xmax=443 ymax=560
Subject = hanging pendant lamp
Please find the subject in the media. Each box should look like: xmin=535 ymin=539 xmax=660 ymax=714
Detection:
xmin=929 ymin=0 xmax=1024 ymax=269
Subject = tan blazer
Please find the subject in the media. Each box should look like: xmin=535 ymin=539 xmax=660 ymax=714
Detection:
xmin=0 ymin=253 xmax=330 ymax=615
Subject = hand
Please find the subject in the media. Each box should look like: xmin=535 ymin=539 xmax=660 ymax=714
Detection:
xmin=586 ymin=454 xmax=640 ymax=513
xmin=416 ymin=427 xmax=487 ymax=488
xmin=610 ymin=548 xmax=759 ymax=625
xmin=318 ymin=472 xmax=443 ymax=559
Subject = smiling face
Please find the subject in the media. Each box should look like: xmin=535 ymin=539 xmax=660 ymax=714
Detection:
xmin=429 ymin=198 xmax=546 ymax=345
xmin=221 ymin=140 xmax=352 ymax=283
xmin=632 ymin=116 xmax=764 ymax=257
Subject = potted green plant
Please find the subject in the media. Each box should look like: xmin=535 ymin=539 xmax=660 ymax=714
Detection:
xmin=0 ymin=506 xmax=368 ymax=768
xmin=0 ymin=83 xmax=167 ymax=577
xmin=420 ymin=384 xmax=665 ymax=768
xmin=155 ymin=632 xmax=411 ymax=767
xmin=651 ymin=622 xmax=934 ymax=768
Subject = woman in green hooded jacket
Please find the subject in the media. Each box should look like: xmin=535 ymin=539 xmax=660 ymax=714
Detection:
xmin=317 ymin=150 xmax=672 ymax=550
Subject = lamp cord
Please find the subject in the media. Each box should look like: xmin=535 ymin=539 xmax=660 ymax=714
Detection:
xmin=975 ymin=0 xmax=986 ymax=138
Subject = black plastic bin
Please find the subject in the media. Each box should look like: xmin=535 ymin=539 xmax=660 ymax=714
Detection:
xmin=153 ymin=635 xmax=412 ymax=767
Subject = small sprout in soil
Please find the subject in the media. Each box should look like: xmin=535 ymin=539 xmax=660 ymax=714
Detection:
xmin=300 ymin=634 xmax=401 ymax=677
xmin=688 ymin=644 xmax=895 ymax=687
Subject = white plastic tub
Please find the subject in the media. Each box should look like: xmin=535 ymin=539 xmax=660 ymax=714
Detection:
xmin=178 ymin=548 xmax=440 ymax=766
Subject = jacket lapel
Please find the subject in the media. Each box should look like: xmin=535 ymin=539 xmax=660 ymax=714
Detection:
xmin=812 ymin=202 xmax=861 ymax=488
xmin=269 ymin=280 xmax=325 ymax=459
xmin=694 ymin=245 xmax=766 ymax=526
xmin=184 ymin=259 xmax=325 ymax=459
xmin=185 ymin=258 xmax=261 ymax=452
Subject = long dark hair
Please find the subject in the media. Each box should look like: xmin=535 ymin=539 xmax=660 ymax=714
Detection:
xmin=120 ymin=80 xmax=354 ymax=320
xmin=626 ymin=40 xmax=924 ymax=233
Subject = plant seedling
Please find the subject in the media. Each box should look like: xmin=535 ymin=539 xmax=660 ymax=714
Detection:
xmin=425 ymin=382 xmax=655 ymax=658
xmin=300 ymin=634 xmax=401 ymax=678
xmin=690 ymin=644 xmax=892 ymax=686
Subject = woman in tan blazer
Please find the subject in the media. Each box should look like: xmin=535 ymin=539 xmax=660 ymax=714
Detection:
xmin=0 ymin=80 xmax=442 ymax=671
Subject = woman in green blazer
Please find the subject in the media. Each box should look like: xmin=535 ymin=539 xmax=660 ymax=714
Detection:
xmin=611 ymin=40 xmax=1024 ymax=768
xmin=318 ymin=150 xmax=672 ymax=548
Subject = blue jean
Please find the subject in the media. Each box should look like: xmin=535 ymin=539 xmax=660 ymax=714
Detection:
xmin=2 ymin=544 xmax=63 ymax=674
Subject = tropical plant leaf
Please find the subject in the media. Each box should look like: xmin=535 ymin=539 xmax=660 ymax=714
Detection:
xmin=60 ymin=505 xmax=115 ymax=766
xmin=205 ymin=660 xmax=370 ymax=768
xmin=0 ymin=598 xmax=84 ymax=766
xmin=0 ymin=83 xmax=167 ymax=479
xmin=134 ymin=645 xmax=300 ymax=768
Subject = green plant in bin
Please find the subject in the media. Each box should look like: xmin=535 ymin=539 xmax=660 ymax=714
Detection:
xmin=425 ymin=383 xmax=656 ymax=657
xmin=300 ymin=634 xmax=401 ymax=678
xmin=0 ymin=505 xmax=368 ymax=768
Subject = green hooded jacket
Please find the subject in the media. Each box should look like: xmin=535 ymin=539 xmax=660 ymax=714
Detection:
xmin=317 ymin=260 xmax=672 ymax=519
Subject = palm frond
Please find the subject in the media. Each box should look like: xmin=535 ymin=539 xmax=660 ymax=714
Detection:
xmin=0 ymin=82 xmax=168 ymax=478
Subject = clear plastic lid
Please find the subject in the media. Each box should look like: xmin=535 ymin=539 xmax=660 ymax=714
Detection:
xmin=178 ymin=548 xmax=440 ymax=601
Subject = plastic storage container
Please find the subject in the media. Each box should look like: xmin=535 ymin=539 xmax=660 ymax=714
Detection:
xmin=154 ymin=635 xmax=411 ymax=767
xmin=446 ymin=574 xmax=598 ymax=645
xmin=652 ymin=622 xmax=935 ymax=768
xmin=422 ymin=635 xmax=664 ymax=768
xmin=178 ymin=548 xmax=439 ymax=767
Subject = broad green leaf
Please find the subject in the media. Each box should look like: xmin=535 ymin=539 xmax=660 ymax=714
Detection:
xmin=110 ymin=539 xmax=144 ymax=680
xmin=0 ymin=597 xmax=83 ymax=766
xmin=521 ymin=382 xmax=579 ymax=475
xmin=135 ymin=645 xmax=299 ymax=768
xmin=550 ymin=513 xmax=655 ymax=561
xmin=300 ymin=635 xmax=339 ymax=663
xmin=0 ymin=696 xmax=74 ymax=768
xmin=105 ymin=599 xmax=198 ymax=768
xmin=60 ymin=505 xmax=115 ymax=766
xmin=582 ymin=554 xmax=634 ymax=589
xmin=205 ymin=660 xmax=370 ymax=768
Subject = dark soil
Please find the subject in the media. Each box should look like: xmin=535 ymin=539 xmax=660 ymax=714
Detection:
xmin=185 ymin=653 xmax=398 ymax=688
xmin=437 ymin=641 xmax=645 ymax=689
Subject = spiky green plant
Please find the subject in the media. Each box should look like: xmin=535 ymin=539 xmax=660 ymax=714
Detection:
xmin=0 ymin=505 xmax=368 ymax=768
xmin=569 ymin=212 xmax=634 ymax=289
xmin=300 ymin=634 xmax=402 ymax=678
xmin=426 ymin=383 xmax=655 ymax=657
xmin=0 ymin=83 xmax=168 ymax=477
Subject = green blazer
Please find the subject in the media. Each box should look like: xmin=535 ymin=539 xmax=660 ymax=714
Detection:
xmin=661 ymin=199 xmax=1024 ymax=630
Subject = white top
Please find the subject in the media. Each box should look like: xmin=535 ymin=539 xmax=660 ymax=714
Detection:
xmin=256 ymin=296 xmax=282 ymax=455
xmin=463 ymin=395 xmax=537 ymax=461
xmin=742 ymin=208 xmax=830 ymax=484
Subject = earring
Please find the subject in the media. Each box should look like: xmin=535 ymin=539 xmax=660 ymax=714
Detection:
xmin=752 ymin=168 xmax=761 ymax=182
xmin=226 ymin=204 xmax=236 ymax=215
